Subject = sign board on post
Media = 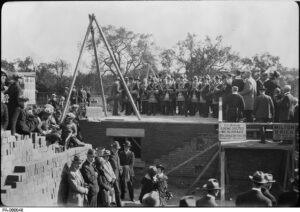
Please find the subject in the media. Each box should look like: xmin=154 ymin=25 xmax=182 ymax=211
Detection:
xmin=273 ymin=124 xmax=296 ymax=141
xmin=219 ymin=123 xmax=246 ymax=142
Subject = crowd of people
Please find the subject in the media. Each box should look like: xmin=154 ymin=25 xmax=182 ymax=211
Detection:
xmin=60 ymin=140 xmax=174 ymax=207
xmin=1 ymin=69 xmax=87 ymax=149
xmin=109 ymin=67 xmax=298 ymax=123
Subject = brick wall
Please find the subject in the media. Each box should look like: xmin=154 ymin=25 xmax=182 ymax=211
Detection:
xmin=1 ymin=131 xmax=91 ymax=206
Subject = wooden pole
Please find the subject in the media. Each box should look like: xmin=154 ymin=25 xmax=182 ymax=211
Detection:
xmin=166 ymin=142 xmax=218 ymax=175
xmin=92 ymin=14 xmax=141 ymax=120
xmin=186 ymin=151 xmax=219 ymax=195
xmin=220 ymin=147 xmax=226 ymax=202
xmin=283 ymin=151 xmax=290 ymax=191
xmin=60 ymin=16 xmax=93 ymax=122
xmin=89 ymin=16 xmax=108 ymax=117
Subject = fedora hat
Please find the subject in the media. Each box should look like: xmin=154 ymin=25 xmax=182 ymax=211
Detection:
xmin=87 ymin=149 xmax=96 ymax=157
xmin=124 ymin=140 xmax=132 ymax=147
xmin=72 ymin=155 xmax=83 ymax=163
xmin=179 ymin=196 xmax=196 ymax=207
xmin=111 ymin=141 xmax=121 ymax=149
xmin=264 ymin=173 xmax=276 ymax=183
xmin=249 ymin=171 xmax=268 ymax=184
xmin=156 ymin=164 xmax=165 ymax=170
xmin=99 ymin=149 xmax=111 ymax=157
xmin=203 ymin=178 xmax=221 ymax=190
xmin=142 ymin=191 xmax=160 ymax=207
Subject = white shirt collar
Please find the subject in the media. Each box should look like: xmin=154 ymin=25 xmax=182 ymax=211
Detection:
xmin=206 ymin=194 xmax=216 ymax=200
xmin=252 ymin=187 xmax=261 ymax=192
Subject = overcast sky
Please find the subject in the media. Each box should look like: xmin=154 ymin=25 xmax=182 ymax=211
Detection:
xmin=1 ymin=1 xmax=299 ymax=71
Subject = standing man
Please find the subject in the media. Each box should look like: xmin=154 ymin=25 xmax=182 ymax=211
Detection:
xmin=239 ymin=69 xmax=257 ymax=122
xmin=235 ymin=171 xmax=272 ymax=207
xmin=232 ymin=69 xmax=244 ymax=93
xmin=119 ymin=140 xmax=135 ymax=201
xmin=111 ymin=77 xmax=121 ymax=116
xmin=67 ymin=155 xmax=89 ymax=207
xmin=80 ymin=149 xmax=99 ymax=207
xmin=109 ymin=141 xmax=123 ymax=207
xmin=196 ymin=178 xmax=221 ymax=207
xmin=253 ymin=86 xmax=274 ymax=142
xmin=223 ymin=86 xmax=245 ymax=122
xmin=278 ymin=85 xmax=295 ymax=123
xmin=5 ymin=73 xmax=24 ymax=135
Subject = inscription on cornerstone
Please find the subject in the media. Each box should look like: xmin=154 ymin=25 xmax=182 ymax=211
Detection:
xmin=219 ymin=123 xmax=246 ymax=142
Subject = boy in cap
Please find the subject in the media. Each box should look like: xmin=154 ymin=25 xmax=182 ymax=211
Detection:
xmin=119 ymin=140 xmax=135 ymax=201
xmin=235 ymin=171 xmax=272 ymax=207
xmin=80 ymin=149 xmax=99 ymax=207
xmin=196 ymin=178 xmax=221 ymax=207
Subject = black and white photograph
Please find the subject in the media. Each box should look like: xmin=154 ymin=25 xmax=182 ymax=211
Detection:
xmin=1 ymin=0 xmax=299 ymax=208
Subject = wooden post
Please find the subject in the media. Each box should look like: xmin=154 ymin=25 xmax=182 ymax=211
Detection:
xmin=89 ymin=16 xmax=108 ymax=117
xmin=186 ymin=151 xmax=219 ymax=195
xmin=60 ymin=16 xmax=93 ymax=122
xmin=92 ymin=14 xmax=141 ymax=120
xmin=283 ymin=151 xmax=290 ymax=191
xmin=220 ymin=147 xmax=226 ymax=202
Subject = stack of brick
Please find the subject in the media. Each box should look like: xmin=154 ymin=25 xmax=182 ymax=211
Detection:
xmin=153 ymin=134 xmax=219 ymax=180
xmin=1 ymin=130 xmax=92 ymax=206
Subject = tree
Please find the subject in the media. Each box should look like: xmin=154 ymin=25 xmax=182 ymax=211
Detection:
xmin=160 ymin=49 xmax=176 ymax=71
xmin=15 ymin=56 xmax=35 ymax=72
xmin=175 ymin=34 xmax=239 ymax=78
xmin=251 ymin=52 xmax=283 ymax=72
xmin=1 ymin=59 xmax=16 ymax=72
xmin=86 ymin=25 xmax=157 ymax=77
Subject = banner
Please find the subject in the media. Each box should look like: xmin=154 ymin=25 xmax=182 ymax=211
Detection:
xmin=219 ymin=123 xmax=246 ymax=142
xmin=273 ymin=124 xmax=296 ymax=141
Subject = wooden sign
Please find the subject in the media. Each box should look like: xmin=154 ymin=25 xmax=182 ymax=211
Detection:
xmin=219 ymin=123 xmax=246 ymax=142
xmin=273 ymin=124 xmax=296 ymax=141
xmin=86 ymin=106 xmax=104 ymax=119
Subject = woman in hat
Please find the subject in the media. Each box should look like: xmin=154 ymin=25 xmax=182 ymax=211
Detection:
xmin=94 ymin=150 xmax=115 ymax=206
xmin=139 ymin=166 xmax=159 ymax=203
xmin=155 ymin=164 xmax=173 ymax=206
xmin=67 ymin=155 xmax=89 ymax=207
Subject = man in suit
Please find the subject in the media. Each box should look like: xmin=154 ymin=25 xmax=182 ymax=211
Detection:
xmin=119 ymin=140 xmax=135 ymax=201
xmin=235 ymin=171 xmax=272 ymax=207
xmin=232 ymin=69 xmax=244 ymax=93
xmin=278 ymin=85 xmax=295 ymax=122
xmin=111 ymin=78 xmax=122 ymax=116
xmin=5 ymin=73 xmax=24 ymax=135
xmin=196 ymin=178 xmax=220 ymax=207
xmin=67 ymin=155 xmax=89 ymax=207
xmin=239 ymin=69 xmax=257 ymax=122
xmin=253 ymin=86 xmax=275 ymax=142
xmin=223 ymin=86 xmax=245 ymax=122
xmin=261 ymin=173 xmax=277 ymax=206
xmin=80 ymin=149 xmax=99 ymax=207
xmin=278 ymin=169 xmax=299 ymax=207
xmin=109 ymin=141 xmax=123 ymax=207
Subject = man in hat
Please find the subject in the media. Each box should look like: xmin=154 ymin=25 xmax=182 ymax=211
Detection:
xmin=253 ymin=86 xmax=274 ymax=141
xmin=119 ymin=140 xmax=135 ymax=201
xmin=10 ymin=95 xmax=30 ymax=135
xmin=223 ymin=86 xmax=245 ymax=122
xmin=232 ymin=69 xmax=245 ymax=93
xmin=71 ymin=86 xmax=78 ymax=105
xmin=110 ymin=77 xmax=122 ymax=116
xmin=235 ymin=171 xmax=272 ymax=207
xmin=179 ymin=196 xmax=196 ymax=207
xmin=261 ymin=173 xmax=277 ymax=206
xmin=278 ymin=85 xmax=295 ymax=122
xmin=196 ymin=178 xmax=221 ymax=207
xmin=264 ymin=69 xmax=281 ymax=100
xmin=67 ymin=155 xmax=89 ymax=207
xmin=80 ymin=149 xmax=99 ymax=207
xmin=5 ymin=73 xmax=24 ymax=133
xmin=109 ymin=141 xmax=123 ymax=206
xmin=239 ymin=70 xmax=257 ymax=122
